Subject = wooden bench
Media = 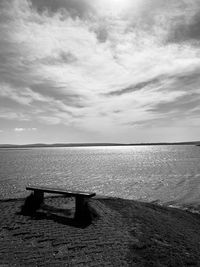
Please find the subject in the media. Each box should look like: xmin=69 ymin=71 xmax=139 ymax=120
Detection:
xmin=26 ymin=185 xmax=96 ymax=219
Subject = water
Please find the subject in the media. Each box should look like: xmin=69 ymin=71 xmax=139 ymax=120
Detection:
xmin=0 ymin=145 xmax=200 ymax=211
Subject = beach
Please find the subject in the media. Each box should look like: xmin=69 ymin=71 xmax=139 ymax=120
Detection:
xmin=1 ymin=195 xmax=200 ymax=266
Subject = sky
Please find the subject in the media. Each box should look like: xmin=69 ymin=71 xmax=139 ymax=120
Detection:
xmin=0 ymin=0 xmax=200 ymax=144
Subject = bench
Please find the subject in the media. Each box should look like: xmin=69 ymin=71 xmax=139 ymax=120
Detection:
xmin=26 ymin=185 xmax=96 ymax=219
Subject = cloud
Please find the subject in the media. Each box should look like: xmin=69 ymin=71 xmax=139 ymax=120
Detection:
xmin=38 ymin=52 xmax=77 ymax=65
xmin=0 ymin=109 xmax=29 ymax=120
xmin=105 ymin=77 xmax=162 ymax=96
xmin=14 ymin=127 xmax=37 ymax=132
xmin=0 ymin=0 xmax=200 ymax=139
xmin=150 ymin=93 xmax=200 ymax=114
xmin=165 ymin=4 xmax=200 ymax=43
xmin=169 ymin=16 xmax=200 ymax=43
xmin=14 ymin=128 xmax=25 ymax=132
xmin=29 ymin=0 xmax=93 ymax=18
xmin=29 ymin=82 xmax=86 ymax=108
xmin=0 ymin=83 xmax=49 ymax=105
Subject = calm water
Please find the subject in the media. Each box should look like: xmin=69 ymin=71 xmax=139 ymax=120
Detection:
xmin=0 ymin=145 xmax=200 ymax=210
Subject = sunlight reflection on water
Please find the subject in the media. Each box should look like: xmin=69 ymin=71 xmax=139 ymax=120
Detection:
xmin=0 ymin=145 xmax=200 ymax=209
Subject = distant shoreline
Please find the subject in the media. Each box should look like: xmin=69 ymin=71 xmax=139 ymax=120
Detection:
xmin=0 ymin=141 xmax=200 ymax=148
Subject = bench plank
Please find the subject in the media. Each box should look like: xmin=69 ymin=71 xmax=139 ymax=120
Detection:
xmin=26 ymin=185 xmax=96 ymax=198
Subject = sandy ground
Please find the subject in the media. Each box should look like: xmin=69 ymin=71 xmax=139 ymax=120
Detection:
xmin=0 ymin=196 xmax=200 ymax=266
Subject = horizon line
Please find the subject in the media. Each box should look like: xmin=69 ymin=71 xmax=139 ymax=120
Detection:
xmin=0 ymin=141 xmax=200 ymax=148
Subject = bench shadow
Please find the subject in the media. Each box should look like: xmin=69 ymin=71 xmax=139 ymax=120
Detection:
xmin=18 ymin=194 xmax=99 ymax=228
xmin=32 ymin=211 xmax=91 ymax=228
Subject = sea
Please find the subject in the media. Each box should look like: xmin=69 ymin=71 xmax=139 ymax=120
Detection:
xmin=0 ymin=145 xmax=200 ymax=212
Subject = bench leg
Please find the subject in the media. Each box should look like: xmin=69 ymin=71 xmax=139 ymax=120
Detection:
xmin=75 ymin=196 xmax=87 ymax=220
xmin=22 ymin=190 xmax=44 ymax=214
xmin=33 ymin=190 xmax=44 ymax=206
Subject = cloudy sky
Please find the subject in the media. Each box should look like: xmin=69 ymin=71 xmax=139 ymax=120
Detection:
xmin=0 ymin=0 xmax=200 ymax=144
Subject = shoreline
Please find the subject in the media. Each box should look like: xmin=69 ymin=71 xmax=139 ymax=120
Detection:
xmin=1 ymin=194 xmax=200 ymax=215
xmin=0 ymin=141 xmax=200 ymax=148
xmin=1 ymin=195 xmax=200 ymax=266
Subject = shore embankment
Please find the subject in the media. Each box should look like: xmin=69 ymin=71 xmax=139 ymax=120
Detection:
xmin=0 ymin=196 xmax=200 ymax=266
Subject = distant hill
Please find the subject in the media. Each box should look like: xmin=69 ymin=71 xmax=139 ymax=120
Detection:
xmin=0 ymin=141 xmax=200 ymax=148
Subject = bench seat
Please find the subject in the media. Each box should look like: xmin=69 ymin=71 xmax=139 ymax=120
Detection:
xmin=26 ymin=185 xmax=95 ymax=197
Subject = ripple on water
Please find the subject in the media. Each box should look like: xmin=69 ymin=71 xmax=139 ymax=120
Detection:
xmin=0 ymin=145 xmax=200 ymax=209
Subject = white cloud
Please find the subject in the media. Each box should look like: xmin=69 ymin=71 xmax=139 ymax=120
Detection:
xmin=14 ymin=127 xmax=37 ymax=132
xmin=14 ymin=128 xmax=26 ymax=132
